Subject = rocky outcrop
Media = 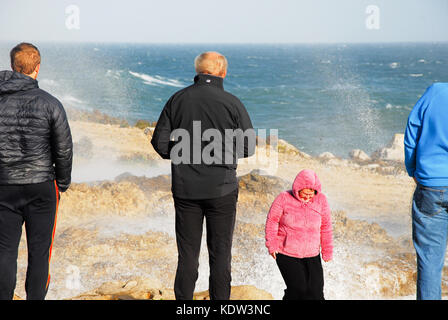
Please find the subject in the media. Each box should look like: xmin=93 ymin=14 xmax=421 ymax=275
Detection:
xmin=318 ymin=152 xmax=337 ymax=161
xmin=371 ymin=133 xmax=404 ymax=162
xmin=359 ymin=254 xmax=416 ymax=297
xmin=194 ymin=286 xmax=274 ymax=300
xmin=69 ymin=120 xmax=161 ymax=164
xmin=236 ymin=170 xmax=289 ymax=222
xmin=59 ymin=181 xmax=153 ymax=221
xmin=69 ymin=277 xmax=273 ymax=300
xmin=332 ymin=210 xmax=395 ymax=248
xmin=349 ymin=149 xmax=371 ymax=162
xmin=66 ymin=108 xmax=130 ymax=127
xmin=277 ymin=139 xmax=312 ymax=158
xmin=69 ymin=277 xmax=167 ymax=300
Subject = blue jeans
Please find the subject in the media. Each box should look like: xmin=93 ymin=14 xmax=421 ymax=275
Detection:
xmin=412 ymin=184 xmax=448 ymax=300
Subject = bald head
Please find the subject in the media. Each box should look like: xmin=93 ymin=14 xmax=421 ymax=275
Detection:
xmin=194 ymin=52 xmax=228 ymax=78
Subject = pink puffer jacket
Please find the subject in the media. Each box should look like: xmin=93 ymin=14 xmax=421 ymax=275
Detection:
xmin=265 ymin=169 xmax=333 ymax=261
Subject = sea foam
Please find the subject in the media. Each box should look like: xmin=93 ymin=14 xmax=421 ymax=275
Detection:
xmin=129 ymin=71 xmax=184 ymax=88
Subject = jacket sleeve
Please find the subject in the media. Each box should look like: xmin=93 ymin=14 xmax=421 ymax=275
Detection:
xmin=320 ymin=195 xmax=333 ymax=261
xmin=234 ymin=100 xmax=256 ymax=159
xmin=151 ymin=98 xmax=173 ymax=160
xmin=50 ymin=102 xmax=73 ymax=192
xmin=265 ymin=193 xmax=285 ymax=254
xmin=404 ymin=85 xmax=433 ymax=178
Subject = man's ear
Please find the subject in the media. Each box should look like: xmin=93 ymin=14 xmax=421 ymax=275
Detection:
xmin=34 ymin=64 xmax=40 ymax=79
xmin=220 ymin=69 xmax=227 ymax=78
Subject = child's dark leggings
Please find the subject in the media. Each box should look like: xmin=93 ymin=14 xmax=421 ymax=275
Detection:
xmin=276 ymin=253 xmax=324 ymax=300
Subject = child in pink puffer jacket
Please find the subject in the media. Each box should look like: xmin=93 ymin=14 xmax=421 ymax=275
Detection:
xmin=265 ymin=169 xmax=333 ymax=300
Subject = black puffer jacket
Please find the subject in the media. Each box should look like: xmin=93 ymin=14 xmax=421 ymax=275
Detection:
xmin=0 ymin=71 xmax=73 ymax=192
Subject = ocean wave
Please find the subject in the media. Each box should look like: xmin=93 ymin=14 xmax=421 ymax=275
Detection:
xmin=389 ymin=62 xmax=399 ymax=69
xmin=129 ymin=71 xmax=184 ymax=88
xmin=327 ymin=83 xmax=360 ymax=91
xmin=39 ymin=78 xmax=59 ymax=87
xmin=60 ymin=95 xmax=83 ymax=105
xmin=409 ymin=73 xmax=423 ymax=77
xmin=385 ymin=103 xmax=412 ymax=111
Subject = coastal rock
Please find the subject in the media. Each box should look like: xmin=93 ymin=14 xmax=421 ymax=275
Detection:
xmin=277 ymin=139 xmax=312 ymax=158
xmin=59 ymin=181 xmax=152 ymax=220
xmin=371 ymin=134 xmax=404 ymax=162
xmin=115 ymin=173 xmax=172 ymax=197
xmin=359 ymin=254 xmax=416 ymax=297
xmin=332 ymin=211 xmax=394 ymax=247
xmin=194 ymin=285 xmax=274 ymax=300
xmin=66 ymin=108 xmax=130 ymax=127
xmin=69 ymin=278 xmax=272 ymax=300
xmin=237 ymin=170 xmax=290 ymax=220
xmin=349 ymin=149 xmax=371 ymax=162
xmin=318 ymin=152 xmax=336 ymax=160
xmin=238 ymin=170 xmax=289 ymax=196
xmin=69 ymin=120 xmax=161 ymax=163
xmin=70 ymin=277 xmax=164 ymax=300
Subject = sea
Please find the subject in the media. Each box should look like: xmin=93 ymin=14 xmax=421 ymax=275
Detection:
xmin=1 ymin=42 xmax=447 ymax=158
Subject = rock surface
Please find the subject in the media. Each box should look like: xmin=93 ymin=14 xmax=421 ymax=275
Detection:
xmin=349 ymin=149 xmax=371 ymax=162
xmin=371 ymin=133 xmax=405 ymax=162
xmin=69 ymin=277 xmax=273 ymax=300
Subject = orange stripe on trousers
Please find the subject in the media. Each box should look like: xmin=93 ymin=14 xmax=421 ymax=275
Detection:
xmin=45 ymin=181 xmax=59 ymax=290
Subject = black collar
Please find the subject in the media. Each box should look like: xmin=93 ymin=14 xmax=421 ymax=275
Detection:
xmin=194 ymin=73 xmax=224 ymax=89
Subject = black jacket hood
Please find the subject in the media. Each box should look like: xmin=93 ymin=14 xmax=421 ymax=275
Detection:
xmin=0 ymin=70 xmax=38 ymax=95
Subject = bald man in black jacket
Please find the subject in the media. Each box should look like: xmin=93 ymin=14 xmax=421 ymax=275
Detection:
xmin=152 ymin=52 xmax=255 ymax=300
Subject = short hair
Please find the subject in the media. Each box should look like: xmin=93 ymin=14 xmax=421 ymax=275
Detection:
xmin=10 ymin=42 xmax=41 ymax=75
xmin=194 ymin=51 xmax=228 ymax=76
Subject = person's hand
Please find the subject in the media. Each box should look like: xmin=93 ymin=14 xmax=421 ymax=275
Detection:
xmin=270 ymin=251 xmax=277 ymax=260
xmin=323 ymin=258 xmax=332 ymax=263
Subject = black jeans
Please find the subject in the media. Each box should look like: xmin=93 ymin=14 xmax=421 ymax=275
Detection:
xmin=173 ymin=188 xmax=238 ymax=300
xmin=276 ymin=253 xmax=324 ymax=300
xmin=0 ymin=180 xmax=59 ymax=300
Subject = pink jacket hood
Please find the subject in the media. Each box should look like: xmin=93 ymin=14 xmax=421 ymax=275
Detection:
xmin=292 ymin=169 xmax=322 ymax=200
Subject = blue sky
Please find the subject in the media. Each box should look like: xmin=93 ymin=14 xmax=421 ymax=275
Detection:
xmin=1 ymin=0 xmax=447 ymax=43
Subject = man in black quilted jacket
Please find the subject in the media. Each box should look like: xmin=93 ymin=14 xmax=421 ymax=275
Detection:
xmin=0 ymin=43 xmax=73 ymax=300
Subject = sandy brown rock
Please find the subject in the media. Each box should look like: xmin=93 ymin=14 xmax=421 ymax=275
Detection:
xmin=69 ymin=120 xmax=160 ymax=163
xmin=70 ymin=278 xmax=272 ymax=300
xmin=193 ymin=285 xmax=273 ymax=300
xmin=371 ymin=133 xmax=405 ymax=162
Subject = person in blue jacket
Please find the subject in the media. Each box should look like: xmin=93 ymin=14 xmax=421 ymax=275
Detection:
xmin=404 ymin=82 xmax=448 ymax=300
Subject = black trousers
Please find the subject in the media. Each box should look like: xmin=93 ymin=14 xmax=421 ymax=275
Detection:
xmin=276 ymin=253 xmax=324 ymax=300
xmin=0 ymin=180 xmax=59 ymax=300
xmin=173 ymin=188 xmax=238 ymax=300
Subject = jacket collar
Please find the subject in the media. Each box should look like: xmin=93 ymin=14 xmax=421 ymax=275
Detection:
xmin=194 ymin=73 xmax=224 ymax=89
xmin=0 ymin=70 xmax=38 ymax=95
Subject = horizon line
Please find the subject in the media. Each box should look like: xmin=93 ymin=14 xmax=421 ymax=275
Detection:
xmin=1 ymin=40 xmax=448 ymax=46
